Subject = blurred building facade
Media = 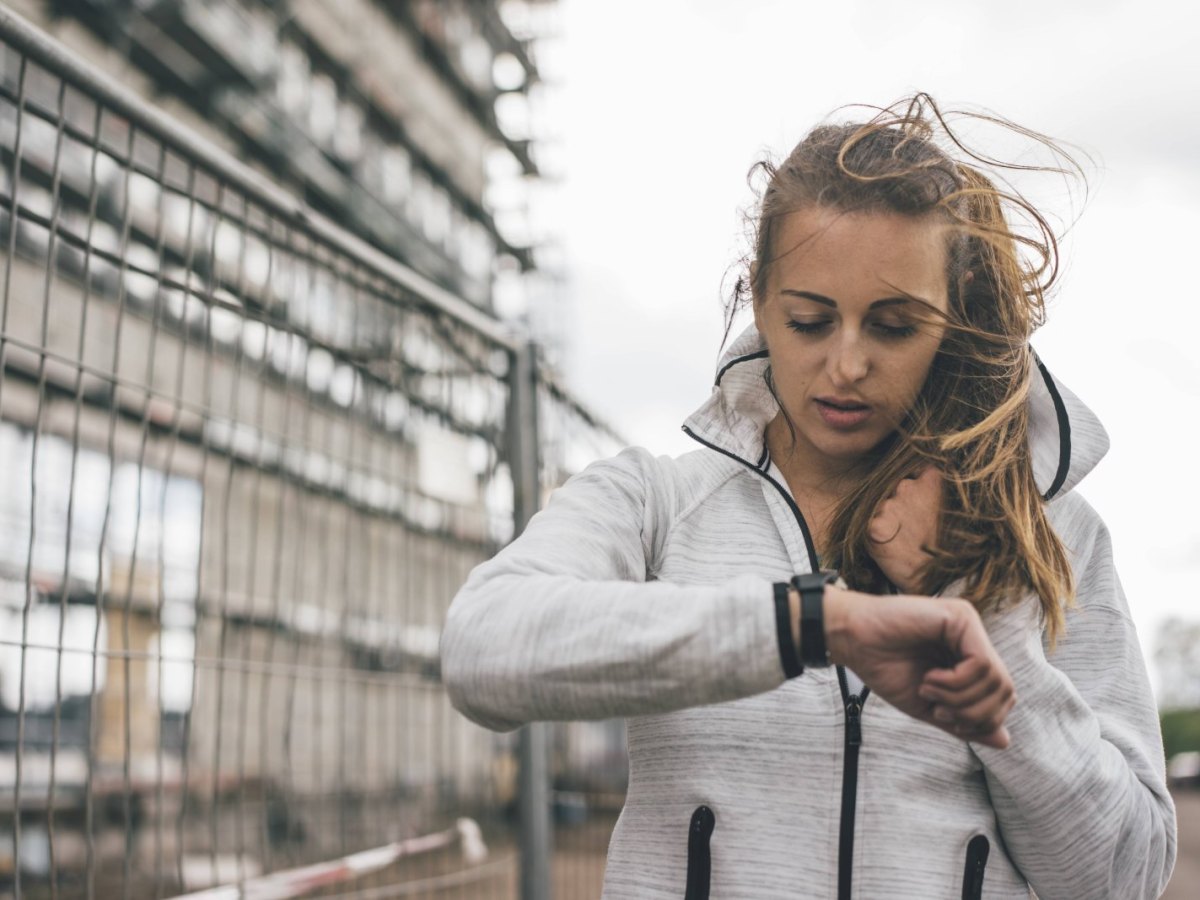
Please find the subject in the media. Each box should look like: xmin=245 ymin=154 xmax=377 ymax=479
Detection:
xmin=11 ymin=0 xmax=554 ymax=311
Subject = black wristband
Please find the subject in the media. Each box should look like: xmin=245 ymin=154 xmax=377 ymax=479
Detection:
xmin=773 ymin=582 xmax=802 ymax=679
xmin=791 ymin=571 xmax=839 ymax=668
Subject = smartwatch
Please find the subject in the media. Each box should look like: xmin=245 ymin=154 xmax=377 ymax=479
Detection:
xmin=790 ymin=570 xmax=843 ymax=668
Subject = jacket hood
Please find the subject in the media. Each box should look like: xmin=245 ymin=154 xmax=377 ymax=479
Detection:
xmin=683 ymin=322 xmax=1109 ymax=500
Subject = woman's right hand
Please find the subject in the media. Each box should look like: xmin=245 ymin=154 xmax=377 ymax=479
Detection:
xmin=867 ymin=466 xmax=943 ymax=594
xmin=822 ymin=586 xmax=1016 ymax=749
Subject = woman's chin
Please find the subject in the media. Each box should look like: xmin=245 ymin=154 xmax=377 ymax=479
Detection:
xmin=809 ymin=429 xmax=893 ymax=467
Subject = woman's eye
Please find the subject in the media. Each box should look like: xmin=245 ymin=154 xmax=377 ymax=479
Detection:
xmin=873 ymin=322 xmax=918 ymax=338
xmin=785 ymin=319 xmax=831 ymax=335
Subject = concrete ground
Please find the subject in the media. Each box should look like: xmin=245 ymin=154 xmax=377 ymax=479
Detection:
xmin=1162 ymin=788 xmax=1200 ymax=899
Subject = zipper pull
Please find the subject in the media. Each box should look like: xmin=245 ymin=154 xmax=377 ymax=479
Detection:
xmin=846 ymin=696 xmax=862 ymax=747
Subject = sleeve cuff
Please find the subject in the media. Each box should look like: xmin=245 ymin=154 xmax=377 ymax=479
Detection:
xmin=773 ymin=582 xmax=803 ymax=679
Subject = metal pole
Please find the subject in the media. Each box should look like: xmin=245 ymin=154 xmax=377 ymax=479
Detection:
xmin=510 ymin=340 xmax=552 ymax=900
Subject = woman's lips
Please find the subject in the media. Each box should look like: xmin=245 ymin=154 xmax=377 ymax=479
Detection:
xmin=814 ymin=398 xmax=872 ymax=429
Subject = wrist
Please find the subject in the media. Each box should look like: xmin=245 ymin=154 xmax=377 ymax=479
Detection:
xmin=823 ymin=583 xmax=856 ymax=667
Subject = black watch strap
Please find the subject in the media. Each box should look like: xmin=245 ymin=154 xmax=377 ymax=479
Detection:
xmin=791 ymin=571 xmax=840 ymax=668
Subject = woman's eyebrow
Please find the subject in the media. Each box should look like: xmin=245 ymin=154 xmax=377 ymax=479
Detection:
xmin=780 ymin=289 xmax=924 ymax=309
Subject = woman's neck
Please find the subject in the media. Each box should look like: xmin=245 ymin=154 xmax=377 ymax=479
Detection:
xmin=766 ymin=416 xmax=875 ymax=559
xmin=765 ymin=415 xmax=871 ymax=502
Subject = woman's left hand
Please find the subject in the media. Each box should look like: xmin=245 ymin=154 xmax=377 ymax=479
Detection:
xmin=868 ymin=466 xmax=943 ymax=594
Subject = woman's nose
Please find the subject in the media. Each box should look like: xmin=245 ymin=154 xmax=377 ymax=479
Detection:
xmin=827 ymin=332 xmax=870 ymax=385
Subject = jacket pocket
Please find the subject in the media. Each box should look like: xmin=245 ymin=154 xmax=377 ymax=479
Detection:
xmin=684 ymin=805 xmax=715 ymax=900
xmin=961 ymin=834 xmax=990 ymax=900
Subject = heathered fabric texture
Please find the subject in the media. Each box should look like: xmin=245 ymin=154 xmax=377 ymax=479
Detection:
xmin=441 ymin=324 xmax=1176 ymax=899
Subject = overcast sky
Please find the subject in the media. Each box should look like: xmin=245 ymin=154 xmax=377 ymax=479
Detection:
xmin=542 ymin=0 xmax=1200 ymax=698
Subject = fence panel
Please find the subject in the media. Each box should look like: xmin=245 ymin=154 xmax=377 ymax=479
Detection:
xmin=0 ymin=7 xmax=633 ymax=898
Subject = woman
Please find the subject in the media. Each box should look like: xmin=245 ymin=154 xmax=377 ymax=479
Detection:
xmin=440 ymin=95 xmax=1176 ymax=898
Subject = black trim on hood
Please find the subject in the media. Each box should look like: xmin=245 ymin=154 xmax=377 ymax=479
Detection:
xmin=714 ymin=349 xmax=769 ymax=387
xmin=1036 ymin=357 xmax=1071 ymax=500
xmin=755 ymin=443 xmax=770 ymax=470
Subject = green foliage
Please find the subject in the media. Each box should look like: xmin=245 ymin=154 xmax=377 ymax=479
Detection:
xmin=1160 ymin=708 xmax=1200 ymax=760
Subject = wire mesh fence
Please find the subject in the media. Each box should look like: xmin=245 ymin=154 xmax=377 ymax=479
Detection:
xmin=0 ymin=8 xmax=626 ymax=898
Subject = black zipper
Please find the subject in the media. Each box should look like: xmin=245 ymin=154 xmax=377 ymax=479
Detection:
xmin=685 ymin=805 xmax=715 ymax=900
xmin=836 ymin=667 xmax=869 ymax=900
xmin=682 ymin=423 xmax=869 ymax=899
xmin=961 ymin=834 xmax=990 ymax=900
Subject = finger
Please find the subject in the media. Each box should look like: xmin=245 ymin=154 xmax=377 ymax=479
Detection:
xmin=927 ymin=707 xmax=1012 ymax=749
xmin=922 ymin=654 xmax=988 ymax=692
xmin=867 ymin=504 xmax=903 ymax=543
xmin=897 ymin=464 xmax=930 ymax=483
xmin=922 ymin=713 xmax=1008 ymax=750
xmin=870 ymin=495 xmax=896 ymax=522
xmin=939 ymin=605 xmax=1003 ymax=676
xmin=915 ymin=465 xmax=942 ymax=488
xmin=969 ymin=725 xmax=1011 ymax=750
xmin=868 ymin=517 xmax=902 ymax=545
xmin=929 ymin=675 xmax=1015 ymax=712
xmin=898 ymin=466 xmax=943 ymax=510
xmin=939 ymin=688 xmax=1013 ymax=734
xmin=962 ymin=700 xmax=1015 ymax=749
xmin=907 ymin=466 xmax=944 ymax=501
xmin=931 ymin=683 xmax=1016 ymax=735
xmin=920 ymin=671 xmax=1006 ymax=709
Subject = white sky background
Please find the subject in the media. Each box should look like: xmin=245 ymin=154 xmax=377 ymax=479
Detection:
xmin=538 ymin=0 xmax=1200 ymax=698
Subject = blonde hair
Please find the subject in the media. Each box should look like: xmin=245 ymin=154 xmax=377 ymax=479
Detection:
xmin=728 ymin=94 xmax=1082 ymax=642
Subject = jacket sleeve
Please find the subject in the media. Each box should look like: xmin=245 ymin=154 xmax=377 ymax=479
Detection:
xmin=973 ymin=494 xmax=1177 ymax=900
xmin=439 ymin=446 xmax=787 ymax=731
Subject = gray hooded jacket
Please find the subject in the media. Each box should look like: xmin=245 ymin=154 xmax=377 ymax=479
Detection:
xmin=441 ymin=324 xmax=1177 ymax=899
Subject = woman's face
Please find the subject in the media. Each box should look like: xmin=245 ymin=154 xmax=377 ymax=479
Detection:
xmin=753 ymin=207 xmax=950 ymax=474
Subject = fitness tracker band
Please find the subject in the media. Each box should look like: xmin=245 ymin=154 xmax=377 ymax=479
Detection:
xmin=790 ymin=570 xmax=843 ymax=668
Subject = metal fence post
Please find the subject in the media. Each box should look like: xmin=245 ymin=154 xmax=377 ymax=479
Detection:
xmin=510 ymin=339 xmax=553 ymax=900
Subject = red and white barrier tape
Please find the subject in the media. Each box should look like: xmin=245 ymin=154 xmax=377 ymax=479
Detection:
xmin=168 ymin=818 xmax=487 ymax=900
